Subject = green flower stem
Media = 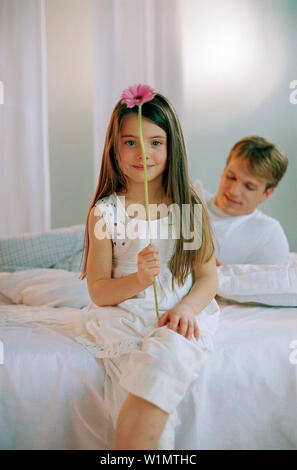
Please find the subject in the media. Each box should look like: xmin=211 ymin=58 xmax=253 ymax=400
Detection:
xmin=138 ymin=104 xmax=160 ymax=321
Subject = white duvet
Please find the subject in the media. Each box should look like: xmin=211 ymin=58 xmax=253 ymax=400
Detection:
xmin=0 ymin=268 xmax=296 ymax=449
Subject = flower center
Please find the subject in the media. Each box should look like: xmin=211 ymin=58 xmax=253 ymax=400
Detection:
xmin=136 ymin=96 xmax=142 ymax=100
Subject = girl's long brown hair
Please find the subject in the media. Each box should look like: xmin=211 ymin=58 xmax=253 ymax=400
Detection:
xmin=79 ymin=93 xmax=214 ymax=290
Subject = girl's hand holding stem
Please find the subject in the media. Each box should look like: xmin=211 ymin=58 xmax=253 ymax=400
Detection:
xmin=136 ymin=244 xmax=160 ymax=289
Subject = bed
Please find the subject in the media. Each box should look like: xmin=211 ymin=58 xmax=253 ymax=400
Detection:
xmin=0 ymin=224 xmax=296 ymax=450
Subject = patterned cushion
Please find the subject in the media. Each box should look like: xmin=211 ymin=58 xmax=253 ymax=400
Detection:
xmin=0 ymin=225 xmax=86 ymax=272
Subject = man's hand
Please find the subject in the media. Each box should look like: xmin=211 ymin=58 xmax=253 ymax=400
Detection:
xmin=158 ymin=304 xmax=199 ymax=341
xmin=215 ymin=257 xmax=222 ymax=266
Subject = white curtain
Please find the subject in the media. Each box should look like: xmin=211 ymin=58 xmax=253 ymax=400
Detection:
xmin=0 ymin=0 xmax=50 ymax=236
xmin=92 ymin=0 xmax=184 ymax=185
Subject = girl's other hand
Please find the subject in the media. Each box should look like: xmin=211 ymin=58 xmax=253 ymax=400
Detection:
xmin=137 ymin=244 xmax=160 ymax=288
xmin=158 ymin=304 xmax=200 ymax=341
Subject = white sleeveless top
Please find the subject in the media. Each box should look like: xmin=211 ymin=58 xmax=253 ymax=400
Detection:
xmin=75 ymin=192 xmax=220 ymax=359
xmin=88 ymin=192 xmax=194 ymax=313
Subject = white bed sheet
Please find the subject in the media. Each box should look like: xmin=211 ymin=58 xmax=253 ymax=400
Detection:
xmin=0 ymin=304 xmax=113 ymax=450
xmin=176 ymin=300 xmax=297 ymax=449
xmin=0 ymin=299 xmax=296 ymax=450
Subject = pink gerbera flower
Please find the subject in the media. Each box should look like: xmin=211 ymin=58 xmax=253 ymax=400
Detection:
xmin=121 ymin=84 xmax=156 ymax=108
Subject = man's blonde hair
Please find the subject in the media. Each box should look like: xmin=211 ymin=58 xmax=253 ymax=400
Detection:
xmin=227 ymin=136 xmax=288 ymax=191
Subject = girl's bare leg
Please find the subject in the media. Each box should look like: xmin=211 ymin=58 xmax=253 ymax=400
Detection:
xmin=115 ymin=393 xmax=169 ymax=450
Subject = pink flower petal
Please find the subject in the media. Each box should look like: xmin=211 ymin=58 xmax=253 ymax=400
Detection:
xmin=121 ymin=84 xmax=156 ymax=108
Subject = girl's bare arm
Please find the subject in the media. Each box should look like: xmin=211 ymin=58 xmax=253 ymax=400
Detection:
xmin=87 ymin=207 xmax=160 ymax=307
xmin=90 ymin=273 xmax=148 ymax=307
xmin=178 ymin=253 xmax=218 ymax=315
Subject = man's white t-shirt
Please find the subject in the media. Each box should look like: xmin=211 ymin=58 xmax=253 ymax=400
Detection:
xmin=193 ymin=179 xmax=290 ymax=265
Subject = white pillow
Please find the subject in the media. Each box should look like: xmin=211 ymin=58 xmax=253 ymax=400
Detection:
xmin=217 ymin=253 xmax=297 ymax=307
xmin=0 ymin=269 xmax=90 ymax=309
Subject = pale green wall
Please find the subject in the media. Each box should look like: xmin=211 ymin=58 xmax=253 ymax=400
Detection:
xmin=184 ymin=2 xmax=297 ymax=252
xmin=46 ymin=0 xmax=94 ymax=229
xmin=45 ymin=0 xmax=297 ymax=251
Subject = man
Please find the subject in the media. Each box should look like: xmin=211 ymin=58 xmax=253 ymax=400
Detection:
xmin=193 ymin=136 xmax=290 ymax=265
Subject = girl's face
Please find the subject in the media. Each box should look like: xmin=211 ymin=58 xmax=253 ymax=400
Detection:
xmin=118 ymin=114 xmax=167 ymax=190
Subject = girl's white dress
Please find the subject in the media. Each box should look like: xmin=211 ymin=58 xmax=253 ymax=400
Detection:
xmin=75 ymin=192 xmax=220 ymax=450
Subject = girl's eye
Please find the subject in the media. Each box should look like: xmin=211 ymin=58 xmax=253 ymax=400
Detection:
xmin=125 ymin=140 xmax=136 ymax=146
xmin=152 ymin=140 xmax=162 ymax=146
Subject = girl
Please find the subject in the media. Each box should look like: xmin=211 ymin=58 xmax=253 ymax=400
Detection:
xmin=75 ymin=91 xmax=220 ymax=450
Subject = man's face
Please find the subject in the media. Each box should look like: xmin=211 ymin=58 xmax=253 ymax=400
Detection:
xmin=214 ymin=156 xmax=275 ymax=216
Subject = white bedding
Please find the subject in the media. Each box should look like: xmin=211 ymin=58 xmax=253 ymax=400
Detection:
xmin=217 ymin=252 xmax=297 ymax=307
xmin=0 ymin=269 xmax=296 ymax=450
xmin=0 ymin=304 xmax=113 ymax=450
